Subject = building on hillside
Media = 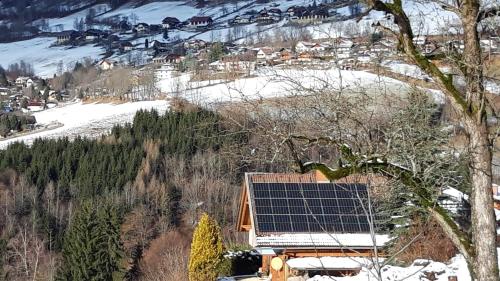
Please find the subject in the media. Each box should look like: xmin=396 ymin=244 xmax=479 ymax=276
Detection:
xmin=237 ymin=171 xmax=390 ymax=280
xmin=84 ymin=29 xmax=104 ymax=41
xmin=188 ymin=16 xmax=213 ymax=28
xmin=15 ymin=77 xmax=33 ymax=88
xmin=134 ymin=23 xmax=150 ymax=33
xmin=295 ymin=41 xmax=315 ymax=53
xmin=56 ymin=30 xmax=79 ymax=44
xmin=120 ymin=41 xmax=133 ymax=52
xmin=162 ymin=17 xmax=181 ymax=29
xmin=98 ymin=59 xmax=116 ymax=71
xmin=183 ymin=39 xmax=207 ymax=50
xmin=231 ymin=15 xmax=255 ymax=25
xmin=256 ymin=47 xmax=275 ymax=61
xmin=153 ymin=54 xmax=184 ymax=65
xmin=289 ymin=6 xmax=329 ymax=23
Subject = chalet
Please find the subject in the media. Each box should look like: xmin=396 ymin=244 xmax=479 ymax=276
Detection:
xmin=0 ymin=87 xmax=10 ymax=96
xmin=112 ymin=20 xmax=131 ymax=32
xmin=279 ymin=48 xmax=294 ymax=62
xmin=256 ymin=9 xmax=279 ymax=23
xmin=84 ymin=29 xmax=104 ymax=41
xmin=295 ymin=41 xmax=315 ymax=53
xmin=297 ymin=52 xmax=313 ymax=62
xmin=98 ymin=59 xmax=116 ymax=71
xmin=120 ymin=41 xmax=133 ymax=52
xmin=290 ymin=6 xmax=329 ymax=23
xmin=330 ymin=38 xmax=354 ymax=58
xmin=183 ymin=39 xmax=207 ymax=50
xmin=256 ymin=12 xmax=272 ymax=23
xmin=134 ymin=23 xmax=150 ymax=33
xmin=149 ymin=24 xmax=162 ymax=33
xmin=256 ymin=48 xmax=274 ymax=60
xmin=163 ymin=54 xmax=184 ymax=64
xmin=15 ymin=77 xmax=33 ymax=88
xmin=209 ymin=55 xmax=256 ymax=73
xmin=232 ymin=15 xmax=255 ymax=25
xmin=237 ymin=172 xmax=390 ymax=280
xmin=162 ymin=17 xmax=181 ymax=29
xmin=56 ymin=30 xmax=79 ymax=44
xmin=188 ymin=16 xmax=213 ymax=28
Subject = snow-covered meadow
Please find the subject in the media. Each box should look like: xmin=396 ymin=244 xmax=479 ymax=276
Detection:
xmin=157 ymin=67 xmax=445 ymax=105
xmin=0 ymin=100 xmax=168 ymax=148
xmin=0 ymin=37 xmax=104 ymax=78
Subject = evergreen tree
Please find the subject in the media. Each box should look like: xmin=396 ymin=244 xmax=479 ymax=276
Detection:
xmin=188 ymin=213 xmax=228 ymax=281
xmin=208 ymin=42 xmax=224 ymax=63
xmin=57 ymin=201 xmax=123 ymax=281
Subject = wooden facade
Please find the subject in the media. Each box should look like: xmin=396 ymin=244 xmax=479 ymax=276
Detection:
xmin=236 ymin=171 xmax=388 ymax=281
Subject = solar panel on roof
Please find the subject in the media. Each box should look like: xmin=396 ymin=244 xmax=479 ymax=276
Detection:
xmin=252 ymin=182 xmax=375 ymax=234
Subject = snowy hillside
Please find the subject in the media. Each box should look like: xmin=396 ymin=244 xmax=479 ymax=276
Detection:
xmin=157 ymin=67 xmax=445 ymax=105
xmin=0 ymin=37 xmax=105 ymax=77
xmin=0 ymin=0 xmax=462 ymax=77
xmin=0 ymin=100 xmax=169 ymax=148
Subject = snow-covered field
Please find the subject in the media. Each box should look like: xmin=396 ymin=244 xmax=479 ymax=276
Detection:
xmin=0 ymin=37 xmax=104 ymax=78
xmin=306 ymin=254 xmax=471 ymax=281
xmin=0 ymin=100 xmax=169 ymax=148
xmin=157 ymin=67 xmax=445 ymax=105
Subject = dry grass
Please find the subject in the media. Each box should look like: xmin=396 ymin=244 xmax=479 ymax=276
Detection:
xmin=138 ymin=230 xmax=192 ymax=281
xmin=392 ymin=218 xmax=457 ymax=264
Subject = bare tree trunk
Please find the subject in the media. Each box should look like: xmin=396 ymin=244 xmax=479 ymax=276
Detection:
xmin=467 ymin=119 xmax=498 ymax=280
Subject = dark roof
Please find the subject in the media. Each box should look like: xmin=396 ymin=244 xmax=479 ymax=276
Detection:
xmin=85 ymin=29 xmax=103 ymax=35
xmin=58 ymin=30 xmax=79 ymax=37
xmin=246 ymin=174 xmax=378 ymax=234
xmin=162 ymin=17 xmax=180 ymax=24
xmin=189 ymin=16 xmax=213 ymax=23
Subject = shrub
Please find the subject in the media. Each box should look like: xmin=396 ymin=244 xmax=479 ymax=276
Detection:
xmin=188 ymin=213 xmax=226 ymax=281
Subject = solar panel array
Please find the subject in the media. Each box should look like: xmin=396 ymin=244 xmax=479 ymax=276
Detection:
xmin=252 ymin=182 xmax=373 ymax=233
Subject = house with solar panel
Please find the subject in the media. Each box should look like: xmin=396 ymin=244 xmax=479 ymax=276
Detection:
xmin=236 ymin=171 xmax=390 ymax=280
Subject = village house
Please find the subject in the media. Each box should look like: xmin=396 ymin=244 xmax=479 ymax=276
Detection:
xmin=295 ymin=41 xmax=315 ymax=53
xmin=111 ymin=19 xmax=131 ymax=32
xmin=289 ymin=6 xmax=329 ymax=23
xmin=188 ymin=16 xmax=213 ymax=28
xmin=183 ymin=39 xmax=207 ymax=50
xmin=330 ymin=38 xmax=354 ymax=58
xmin=0 ymin=87 xmax=10 ymax=96
xmin=15 ymin=77 xmax=33 ymax=88
xmin=162 ymin=17 xmax=181 ymax=29
xmin=231 ymin=15 xmax=255 ymax=25
xmin=279 ymin=48 xmax=295 ymax=63
xmin=152 ymin=54 xmax=184 ymax=65
xmin=256 ymin=47 xmax=275 ymax=61
xmin=134 ymin=23 xmax=150 ymax=33
xmin=120 ymin=41 xmax=133 ymax=52
xmin=297 ymin=52 xmax=313 ymax=62
xmin=237 ymin=171 xmax=390 ymax=280
xmin=98 ymin=59 xmax=116 ymax=71
xmin=209 ymin=55 xmax=256 ymax=73
xmin=84 ymin=29 xmax=104 ymax=41
xmin=56 ymin=30 xmax=79 ymax=44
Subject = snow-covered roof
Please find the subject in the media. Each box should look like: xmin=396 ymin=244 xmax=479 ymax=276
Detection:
xmin=255 ymin=233 xmax=390 ymax=248
xmin=287 ymin=256 xmax=372 ymax=270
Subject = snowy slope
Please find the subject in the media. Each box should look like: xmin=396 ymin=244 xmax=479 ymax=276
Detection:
xmin=38 ymin=4 xmax=112 ymax=31
xmin=98 ymin=1 xmax=199 ymax=24
xmin=157 ymin=67 xmax=444 ymax=105
xmin=0 ymin=37 xmax=104 ymax=78
xmin=0 ymin=100 xmax=169 ymax=148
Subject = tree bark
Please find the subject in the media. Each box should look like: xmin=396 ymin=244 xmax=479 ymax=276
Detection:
xmin=466 ymin=119 xmax=498 ymax=281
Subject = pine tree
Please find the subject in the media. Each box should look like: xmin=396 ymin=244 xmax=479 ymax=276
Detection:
xmin=57 ymin=201 xmax=123 ymax=281
xmin=188 ymin=213 xmax=228 ymax=281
